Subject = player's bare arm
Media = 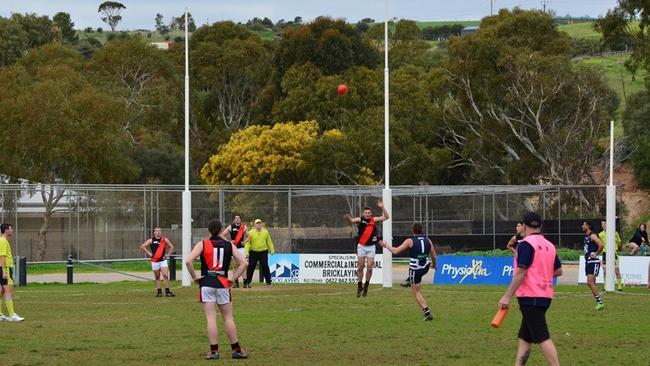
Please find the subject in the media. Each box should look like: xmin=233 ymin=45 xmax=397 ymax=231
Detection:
xmin=185 ymin=241 xmax=204 ymax=283
xmin=374 ymin=201 xmax=389 ymax=222
xmin=498 ymin=267 xmax=527 ymax=309
xmin=230 ymin=243 xmax=248 ymax=282
xmin=379 ymin=238 xmax=412 ymax=255
xmin=591 ymin=234 xmax=604 ymax=257
xmin=343 ymin=213 xmax=361 ymax=225
xmin=140 ymin=239 xmax=153 ymax=257
xmin=165 ymin=239 xmax=175 ymax=259
xmin=429 ymin=239 xmax=437 ymax=270
xmin=506 ymin=235 xmax=517 ymax=254
xmin=219 ymin=225 xmax=232 ymax=241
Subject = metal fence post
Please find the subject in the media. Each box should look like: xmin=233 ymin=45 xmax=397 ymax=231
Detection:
xmin=66 ymin=255 xmax=74 ymax=285
xmin=219 ymin=188 xmax=225 ymax=224
xmin=288 ymin=187 xmax=292 ymax=252
xmin=492 ymin=191 xmax=496 ymax=250
xmin=558 ymin=189 xmax=562 ymax=247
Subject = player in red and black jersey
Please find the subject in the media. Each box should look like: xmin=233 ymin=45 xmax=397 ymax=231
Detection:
xmin=186 ymin=219 xmax=249 ymax=360
xmin=344 ymin=201 xmax=389 ymax=297
xmin=220 ymin=214 xmax=248 ymax=288
xmin=140 ymin=227 xmax=175 ymax=297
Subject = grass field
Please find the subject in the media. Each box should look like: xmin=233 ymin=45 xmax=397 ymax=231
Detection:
xmin=2 ymin=282 xmax=648 ymax=365
xmin=577 ymin=53 xmax=646 ymax=119
xmin=558 ymin=22 xmax=600 ymax=39
xmin=416 ymin=20 xmax=481 ymax=29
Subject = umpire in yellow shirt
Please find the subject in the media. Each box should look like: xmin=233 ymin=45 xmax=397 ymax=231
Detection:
xmin=243 ymin=219 xmax=275 ymax=288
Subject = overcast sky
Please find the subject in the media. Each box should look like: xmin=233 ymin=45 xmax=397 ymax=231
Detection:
xmin=1 ymin=0 xmax=619 ymax=29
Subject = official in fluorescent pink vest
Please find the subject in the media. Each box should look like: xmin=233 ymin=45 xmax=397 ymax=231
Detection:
xmin=498 ymin=212 xmax=563 ymax=366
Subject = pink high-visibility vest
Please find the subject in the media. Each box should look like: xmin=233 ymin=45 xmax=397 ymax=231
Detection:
xmin=515 ymin=233 xmax=556 ymax=299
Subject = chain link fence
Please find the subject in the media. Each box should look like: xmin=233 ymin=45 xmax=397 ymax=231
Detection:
xmin=0 ymin=184 xmax=620 ymax=262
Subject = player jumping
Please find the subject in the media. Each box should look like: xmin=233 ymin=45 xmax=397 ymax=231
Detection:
xmin=344 ymin=201 xmax=389 ymax=297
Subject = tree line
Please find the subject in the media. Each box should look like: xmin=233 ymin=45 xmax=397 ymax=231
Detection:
xmin=0 ymin=9 xmax=624 ymax=189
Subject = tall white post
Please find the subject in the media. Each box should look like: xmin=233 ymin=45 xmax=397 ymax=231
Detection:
xmin=382 ymin=0 xmax=393 ymax=288
xmin=605 ymin=121 xmax=616 ymax=292
xmin=182 ymin=9 xmax=192 ymax=287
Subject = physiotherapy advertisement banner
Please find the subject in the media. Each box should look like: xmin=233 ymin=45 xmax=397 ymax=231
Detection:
xmin=268 ymin=254 xmax=383 ymax=284
xmin=434 ymin=256 xmax=516 ymax=285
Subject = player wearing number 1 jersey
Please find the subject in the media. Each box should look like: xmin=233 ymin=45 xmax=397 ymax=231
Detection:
xmin=380 ymin=223 xmax=437 ymax=321
xmin=186 ymin=219 xmax=249 ymax=360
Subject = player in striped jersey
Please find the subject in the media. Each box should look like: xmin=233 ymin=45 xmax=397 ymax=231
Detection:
xmin=582 ymin=221 xmax=605 ymax=310
xmin=185 ymin=219 xmax=249 ymax=360
xmin=380 ymin=223 xmax=437 ymax=321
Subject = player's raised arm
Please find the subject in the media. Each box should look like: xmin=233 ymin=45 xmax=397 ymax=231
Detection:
xmin=374 ymin=201 xmax=389 ymax=222
xmin=379 ymin=238 xmax=411 ymax=255
xmin=140 ymin=239 xmax=153 ymax=257
xmin=343 ymin=212 xmax=360 ymax=225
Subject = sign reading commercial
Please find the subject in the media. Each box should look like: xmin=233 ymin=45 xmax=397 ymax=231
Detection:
xmin=268 ymin=254 xmax=383 ymax=284
xmin=301 ymin=254 xmax=383 ymax=284
xmin=434 ymin=256 xmax=515 ymax=285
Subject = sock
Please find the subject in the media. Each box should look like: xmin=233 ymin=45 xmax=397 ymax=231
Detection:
xmin=0 ymin=297 xmax=5 ymax=316
xmin=157 ymin=288 xmax=162 ymax=293
xmin=423 ymin=307 xmax=431 ymax=315
xmin=165 ymin=288 xmax=171 ymax=293
xmin=595 ymin=295 xmax=603 ymax=305
xmin=210 ymin=344 xmax=218 ymax=353
xmin=231 ymin=342 xmax=241 ymax=352
xmin=4 ymin=296 xmax=15 ymax=316
xmin=364 ymin=281 xmax=369 ymax=290
xmin=357 ymin=281 xmax=362 ymax=289
xmin=617 ymin=277 xmax=622 ymax=290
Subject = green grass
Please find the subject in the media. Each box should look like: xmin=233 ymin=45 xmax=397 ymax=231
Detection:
xmin=577 ymin=54 xmax=646 ymax=119
xmin=77 ymin=29 xmax=188 ymax=45
xmin=416 ymin=20 xmax=480 ymax=29
xmin=558 ymin=22 xmax=600 ymax=39
xmin=2 ymin=282 xmax=649 ymax=365
xmin=27 ymin=260 xmax=153 ymax=274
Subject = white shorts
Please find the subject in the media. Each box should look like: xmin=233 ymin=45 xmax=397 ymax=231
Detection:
xmin=151 ymin=260 xmax=168 ymax=271
xmin=238 ymin=247 xmax=246 ymax=256
xmin=200 ymin=287 xmax=231 ymax=305
xmin=357 ymin=244 xmax=376 ymax=258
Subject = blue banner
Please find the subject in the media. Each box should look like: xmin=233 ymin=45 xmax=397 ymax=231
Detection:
xmin=434 ymin=256 xmax=515 ymax=285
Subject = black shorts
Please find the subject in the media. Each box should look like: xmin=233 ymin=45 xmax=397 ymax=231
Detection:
xmin=518 ymin=305 xmax=550 ymax=344
xmin=585 ymin=261 xmax=600 ymax=276
xmin=408 ymin=266 xmax=429 ymax=285
xmin=0 ymin=267 xmax=13 ymax=286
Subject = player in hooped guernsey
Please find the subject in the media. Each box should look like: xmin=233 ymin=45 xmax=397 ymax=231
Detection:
xmin=140 ymin=227 xmax=175 ymax=297
xmin=220 ymin=215 xmax=248 ymax=288
xmin=582 ymin=221 xmax=605 ymax=310
xmin=186 ymin=219 xmax=249 ymax=360
xmin=381 ymin=223 xmax=437 ymax=321
xmin=344 ymin=201 xmax=390 ymax=298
